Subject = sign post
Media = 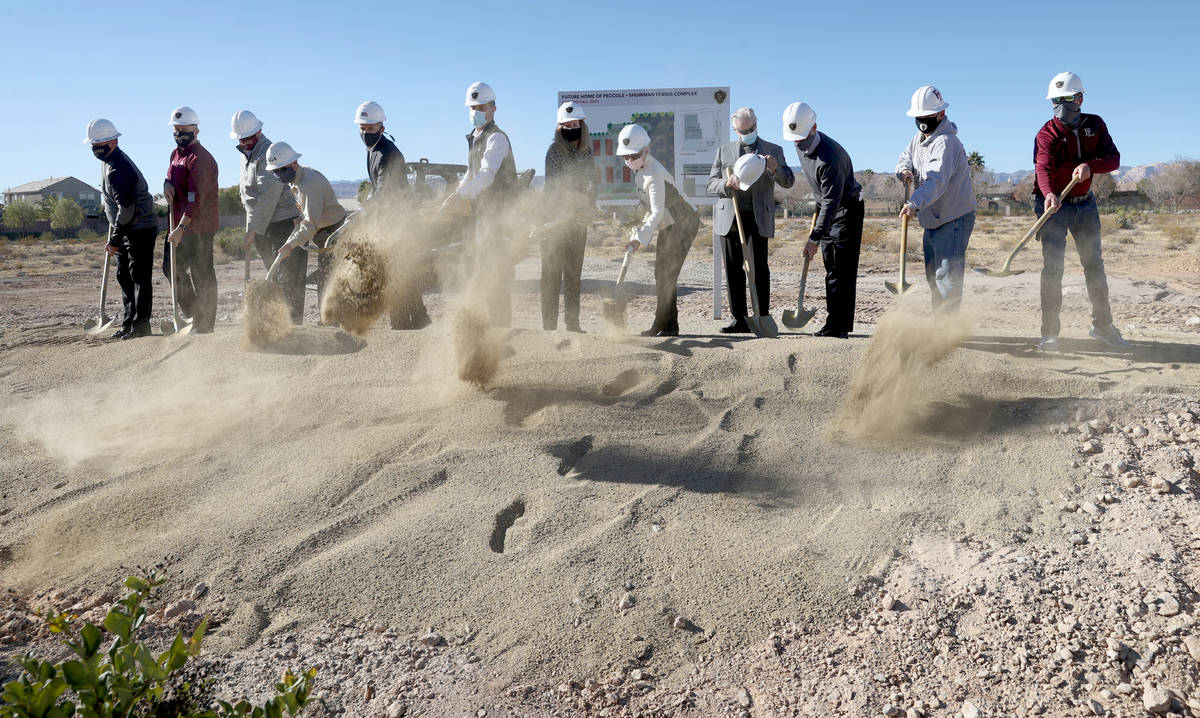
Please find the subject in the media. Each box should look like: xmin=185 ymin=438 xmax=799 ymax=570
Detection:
xmin=556 ymin=87 xmax=730 ymax=319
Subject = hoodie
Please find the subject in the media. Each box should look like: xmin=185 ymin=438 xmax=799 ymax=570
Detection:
xmin=895 ymin=120 xmax=975 ymax=229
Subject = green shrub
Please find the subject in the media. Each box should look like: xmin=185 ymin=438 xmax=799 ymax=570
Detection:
xmin=1164 ymin=223 xmax=1196 ymax=250
xmin=214 ymin=228 xmax=245 ymax=260
xmin=77 ymin=228 xmax=101 ymax=242
xmin=38 ymin=232 xmax=55 ymax=242
xmin=1114 ymin=208 xmax=1140 ymax=230
xmin=0 ymin=568 xmax=315 ymax=718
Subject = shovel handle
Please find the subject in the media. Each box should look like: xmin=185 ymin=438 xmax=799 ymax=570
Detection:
xmin=1000 ymin=174 xmax=1081 ymax=272
xmin=98 ymin=249 xmax=111 ymax=308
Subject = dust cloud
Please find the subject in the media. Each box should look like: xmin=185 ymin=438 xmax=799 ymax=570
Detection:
xmin=242 ymin=279 xmax=292 ymax=349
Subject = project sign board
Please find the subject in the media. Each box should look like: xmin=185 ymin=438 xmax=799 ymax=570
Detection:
xmin=555 ymin=86 xmax=730 ymax=206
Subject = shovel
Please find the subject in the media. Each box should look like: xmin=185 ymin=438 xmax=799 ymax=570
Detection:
xmin=885 ymin=180 xmax=915 ymax=296
xmin=728 ymin=169 xmax=777 ymax=339
xmin=83 ymin=249 xmax=118 ymax=335
xmin=601 ymin=244 xmax=636 ymax=326
xmin=160 ymin=228 xmax=193 ymax=337
xmin=782 ymin=212 xmax=819 ymax=330
xmin=975 ymin=175 xmax=1080 ymax=278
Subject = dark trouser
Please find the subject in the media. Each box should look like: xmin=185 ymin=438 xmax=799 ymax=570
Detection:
xmin=650 ymin=210 xmax=700 ymax=331
xmin=163 ymin=231 xmax=217 ymax=333
xmin=1035 ymin=194 xmax=1113 ymax=338
xmin=819 ymin=199 xmax=864 ymax=333
xmin=721 ymin=208 xmax=770 ymax=318
xmin=922 ymin=211 xmax=974 ymax=315
xmin=254 ymin=219 xmax=307 ymax=324
xmin=114 ymin=226 xmax=156 ymax=332
xmin=540 ymin=223 xmax=588 ymax=330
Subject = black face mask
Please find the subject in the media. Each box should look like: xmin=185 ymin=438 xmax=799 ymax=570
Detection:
xmin=273 ymin=166 xmax=297 ymax=184
xmin=361 ymin=131 xmax=382 ymax=148
xmin=916 ymin=114 xmax=942 ymax=135
xmin=560 ymin=126 xmax=582 ymax=143
xmin=1054 ymin=101 xmax=1082 ymax=127
xmin=92 ymin=144 xmax=114 ymax=161
xmin=174 ymin=131 xmax=196 ymax=148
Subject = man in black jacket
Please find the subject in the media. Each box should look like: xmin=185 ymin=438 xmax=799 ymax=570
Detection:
xmin=87 ymin=119 xmax=158 ymax=339
xmin=784 ymin=102 xmax=863 ymax=338
xmin=354 ymin=100 xmax=429 ymax=329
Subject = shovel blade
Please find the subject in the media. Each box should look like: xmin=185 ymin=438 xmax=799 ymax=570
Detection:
xmin=884 ymin=281 xmax=915 ymax=296
xmin=84 ymin=315 xmax=117 ymax=335
xmin=160 ymin=318 xmax=193 ymax=337
xmin=781 ymin=308 xmax=816 ymax=330
xmin=746 ymin=315 xmax=768 ymax=339
xmin=973 ymin=267 xmax=1024 ymax=278
xmin=757 ymin=314 xmax=779 ymax=339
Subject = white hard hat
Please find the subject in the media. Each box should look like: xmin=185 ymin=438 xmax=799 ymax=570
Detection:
xmin=556 ymin=101 xmax=586 ymax=123
xmin=84 ymin=118 xmax=121 ymax=144
xmin=464 ymin=81 xmax=496 ymax=107
xmin=781 ymin=102 xmax=817 ymax=141
xmin=229 ymin=109 xmax=263 ymax=139
xmin=1047 ymin=71 xmax=1084 ymax=100
xmin=733 ymin=153 xmax=766 ymax=191
xmin=264 ymin=141 xmax=301 ymax=171
xmin=615 ymin=124 xmax=651 ymax=156
xmin=906 ymin=86 xmax=949 ymax=117
xmin=168 ymin=106 xmax=200 ymax=126
xmin=355 ymin=100 xmax=386 ymax=125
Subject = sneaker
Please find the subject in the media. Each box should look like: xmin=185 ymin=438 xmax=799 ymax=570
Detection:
xmin=1090 ymin=324 xmax=1131 ymax=348
xmin=1037 ymin=336 xmax=1059 ymax=352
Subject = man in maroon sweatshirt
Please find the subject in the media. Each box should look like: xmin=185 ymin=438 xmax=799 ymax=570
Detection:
xmin=1033 ymin=72 xmax=1127 ymax=351
xmin=163 ymin=106 xmax=220 ymax=333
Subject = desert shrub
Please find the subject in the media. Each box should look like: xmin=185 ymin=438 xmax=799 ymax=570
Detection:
xmin=38 ymin=232 xmax=55 ymax=242
xmin=0 ymin=568 xmax=315 ymax=718
xmin=1164 ymin=223 xmax=1196 ymax=250
xmin=214 ymin=228 xmax=245 ymax=261
xmin=861 ymin=222 xmax=886 ymax=247
xmin=77 ymin=227 xmax=101 ymax=241
xmin=974 ymin=220 xmax=993 ymax=234
xmin=1114 ymin=208 xmax=1140 ymax=230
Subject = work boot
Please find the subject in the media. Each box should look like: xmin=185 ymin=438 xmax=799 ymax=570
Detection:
xmin=111 ymin=328 xmax=128 ymax=340
xmin=1089 ymin=324 xmax=1130 ymax=349
xmin=1037 ymin=336 xmax=1059 ymax=352
xmin=814 ymin=325 xmax=848 ymax=339
xmin=720 ymin=319 xmax=751 ymax=334
xmin=565 ymin=323 xmax=585 ymax=334
xmin=122 ymin=326 xmax=151 ymax=340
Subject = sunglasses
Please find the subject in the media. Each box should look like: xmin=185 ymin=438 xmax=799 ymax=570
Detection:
xmin=1051 ymin=94 xmax=1081 ymax=105
xmin=736 ymin=125 xmax=758 ymax=135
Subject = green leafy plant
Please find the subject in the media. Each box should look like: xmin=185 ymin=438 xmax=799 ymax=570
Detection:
xmin=1 ymin=570 xmax=315 ymax=718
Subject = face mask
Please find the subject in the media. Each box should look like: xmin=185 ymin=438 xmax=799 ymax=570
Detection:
xmin=739 ymin=130 xmax=758 ymax=146
xmin=273 ymin=166 xmax=296 ymax=184
xmin=1054 ymin=101 xmax=1082 ymax=127
xmin=915 ymin=114 xmax=942 ymax=135
xmin=560 ymin=126 xmax=582 ymax=143
xmin=237 ymin=135 xmax=259 ymax=157
xmin=624 ymin=154 xmax=646 ymax=171
xmin=470 ymin=110 xmax=488 ymax=128
xmin=92 ymin=144 xmax=114 ymax=161
xmin=174 ymin=131 xmax=196 ymax=148
xmin=361 ymin=130 xmax=382 ymax=148
xmin=795 ymin=132 xmax=818 ymax=154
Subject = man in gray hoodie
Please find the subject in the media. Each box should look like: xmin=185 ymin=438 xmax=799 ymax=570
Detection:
xmin=896 ymin=86 xmax=975 ymax=314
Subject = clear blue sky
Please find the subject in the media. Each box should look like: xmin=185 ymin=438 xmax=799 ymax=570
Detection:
xmin=2 ymin=0 xmax=1197 ymax=194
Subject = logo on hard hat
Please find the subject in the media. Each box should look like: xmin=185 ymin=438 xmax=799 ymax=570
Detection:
xmin=1056 ymin=80 xmax=1064 ymax=89
xmin=932 ymin=88 xmax=942 ymax=101
xmin=360 ymin=111 xmax=368 ymax=117
xmin=471 ymin=91 xmax=479 ymax=99
xmin=175 ymin=112 xmax=182 ymax=119
xmin=622 ymin=138 xmax=630 ymax=146
xmin=788 ymin=123 xmax=796 ymax=130
xmin=566 ymin=106 xmax=574 ymax=113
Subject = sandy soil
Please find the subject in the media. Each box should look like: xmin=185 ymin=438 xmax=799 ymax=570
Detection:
xmin=1 ymin=214 xmax=1198 ymax=716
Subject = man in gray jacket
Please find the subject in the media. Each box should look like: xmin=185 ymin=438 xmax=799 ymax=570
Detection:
xmin=896 ymin=86 xmax=975 ymax=314
xmin=707 ymin=107 xmax=794 ymax=333
xmin=231 ymin=110 xmax=305 ymax=322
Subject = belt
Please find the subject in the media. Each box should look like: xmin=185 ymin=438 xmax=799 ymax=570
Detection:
xmin=1063 ymin=192 xmax=1093 ymax=205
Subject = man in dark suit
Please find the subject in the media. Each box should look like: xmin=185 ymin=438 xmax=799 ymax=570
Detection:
xmin=706 ymin=107 xmax=794 ymax=333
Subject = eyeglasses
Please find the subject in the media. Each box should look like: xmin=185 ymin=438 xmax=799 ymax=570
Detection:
xmin=735 ymin=125 xmax=758 ymax=136
xmin=1051 ymin=94 xmax=1081 ymax=105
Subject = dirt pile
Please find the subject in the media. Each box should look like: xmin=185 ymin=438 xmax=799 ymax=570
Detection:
xmin=450 ymin=305 xmax=500 ymax=387
xmin=320 ymin=238 xmax=389 ymax=335
xmin=831 ymin=311 xmax=975 ymax=443
xmin=241 ymin=279 xmax=292 ymax=349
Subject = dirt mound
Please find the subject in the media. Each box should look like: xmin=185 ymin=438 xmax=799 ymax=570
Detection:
xmin=241 ymin=280 xmax=292 ymax=349
xmin=451 ymin=306 xmax=500 ymax=387
xmin=320 ymin=239 xmax=389 ymax=336
xmin=831 ymin=311 xmax=975 ymax=443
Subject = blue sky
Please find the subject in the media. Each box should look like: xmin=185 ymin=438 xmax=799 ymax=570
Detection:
xmin=2 ymin=0 xmax=1197 ymax=194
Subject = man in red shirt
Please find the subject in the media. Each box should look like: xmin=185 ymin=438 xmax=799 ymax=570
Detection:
xmin=163 ymin=106 xmax=220 ymax=333
xmin=1033 ymin=72 xmax=1127 ymax=351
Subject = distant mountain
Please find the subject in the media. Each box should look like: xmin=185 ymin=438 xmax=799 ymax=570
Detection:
xmin=330 ymin=180 xmax=365 ymax=199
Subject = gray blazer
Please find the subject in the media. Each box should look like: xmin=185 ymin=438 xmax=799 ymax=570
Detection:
xmin=706 ymin=138 xmax=794 ymax=238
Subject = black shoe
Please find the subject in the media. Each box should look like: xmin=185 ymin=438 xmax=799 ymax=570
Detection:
xmin=122 ymin=326 xmax=151 ymax=340
xmin=566 ymin=324 xmax=585 ymax=334
xmin=720 ymin=319 xmax=751 ymax=334
xmin=111 ymin=328 xmax=128 ymax=340
xmin=639 ymin=326 xmax=661 ymax=337
xmin=657 ymin=324 xmax=679 ymax=337
xmin=813 ymin=325 xmax=848 ymax=339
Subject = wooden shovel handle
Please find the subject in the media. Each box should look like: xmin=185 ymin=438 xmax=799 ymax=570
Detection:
xmin=1001 ymin=175 xmax=1082 ymax=271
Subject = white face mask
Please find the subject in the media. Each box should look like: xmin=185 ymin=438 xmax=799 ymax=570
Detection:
xmin=470 ymin=109 xmax=488 ymax=128
xmin=624 ymin=153 xmax=646 ymax=171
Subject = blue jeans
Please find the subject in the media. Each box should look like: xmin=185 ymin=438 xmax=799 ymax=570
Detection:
xmin=922 ymin=212 xmax=974 ymax=314
xmin=1035 ymin=194 xmax=1112 ymax=338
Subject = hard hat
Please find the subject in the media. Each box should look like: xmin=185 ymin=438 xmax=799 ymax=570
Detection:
xmin=229 ymin=109 xmax=263 ymax=139
xmin=781 ymin=102 xmax=817 ymax=141
xmin=733 ymin=153 xmax=766 ymax=191
xmin=355 ymin=100 xmax=386 ymax=125
xmin=264 ymin=141 xmax=301 ymax=170
xmin=1046 ymin=71 xmax=1084 ymax=99
xmin=906 ymin=85 xmax=949 ymax=117
xmin=84 ymin=118 xmax=121 ymax=144
xmin=464 ymin=81 xmax=496 ymax=107
xmin=168 ymin=106 xmax=200 ymax=126
xmin=556 ymin=101 xmax=586 ymax=123
xmin=615 ymin=124 xmax=651 ymax=156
